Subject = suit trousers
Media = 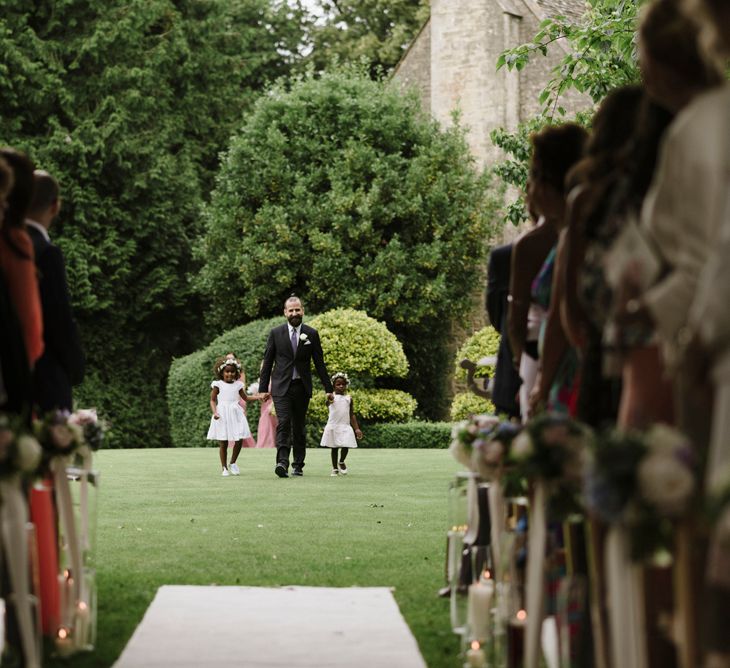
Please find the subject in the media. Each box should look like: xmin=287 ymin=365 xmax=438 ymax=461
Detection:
xmin=273 ymin=379 xmax=309 ymax=471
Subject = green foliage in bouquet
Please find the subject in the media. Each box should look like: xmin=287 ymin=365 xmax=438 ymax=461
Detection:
xmin=585 ymin=425 xmax=696 ymax=561
xmin=449 ymin=392 xmax=495 ymax=421
xmin=167 ymin=316 xmax=282 ymax=448
xmin=0 ymin=414 xmax=42 ymax=479
xmin=308 ymin=309 xmax=409 ymax=386
xmin=453 ymin=326 xmax=501 ymax=382
xmin=510 ymin=414 xmax=592 ymax=519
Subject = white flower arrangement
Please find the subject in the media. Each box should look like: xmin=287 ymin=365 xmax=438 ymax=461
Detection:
xmin=637 ymin=424 xmax=695 ymax=518
xmin=218 ymin=359 xmax=242 ymax=372
xmin=299 ymin=332 xmax=309 ymax=342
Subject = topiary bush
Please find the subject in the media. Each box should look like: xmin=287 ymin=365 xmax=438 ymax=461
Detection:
xmin=449 ymin=392 xmax=496 ymax=421
xmin=453 ymin=326 xmax=501 ymax=382
xmin=307 ymin=308 xmax=409 ymax=386
xmin=167 ymin=315 xmax=282 ymax=448
xmin=307 ymin=389 xmax=417 ymax=424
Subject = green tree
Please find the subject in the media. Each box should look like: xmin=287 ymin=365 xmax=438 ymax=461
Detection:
xmin=492 ymin=0 xmax=644 ymax=225
xmin=0 ymin=0 xmax=305 ymax=447
xmin=301 ymin=0 xmax=430 ymax=77
xmin=198 ymin=67 xmax=499 ymax=419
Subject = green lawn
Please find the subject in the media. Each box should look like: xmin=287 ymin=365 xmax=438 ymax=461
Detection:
xmin=46 ymin=448 xmax=465 ymax=668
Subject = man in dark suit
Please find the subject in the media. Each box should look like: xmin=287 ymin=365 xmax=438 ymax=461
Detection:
xmin=259 ymin=295 xmax=333 ymax=478
xmin=486 ymin=243 xmax=521 ymax=418
xmin=25 ymin=170 xmax=84 ymax=412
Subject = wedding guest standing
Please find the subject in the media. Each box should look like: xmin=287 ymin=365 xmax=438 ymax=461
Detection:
xmin=486 ymin=243 xmax=521 ymax=418
xmin=259 ymin=295 xmax=333 ymax=478
xmin=508 ymin=207 xmax=557 ymax=423
xmin=0 ymin=154 xmax=33 ymax=415
xmin=25 ymin=170 xmax=85 ymax=413
xmin=523 ymin=123 xmax=588 ymax=417
xmin=669 ymin=1 xmax=730 ymax=665
xmin=0 ymin=149 xmax=43 ymax=368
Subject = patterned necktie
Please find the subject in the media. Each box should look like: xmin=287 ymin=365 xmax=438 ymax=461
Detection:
xmin=291 ymin=328 xmax=299 ymax=379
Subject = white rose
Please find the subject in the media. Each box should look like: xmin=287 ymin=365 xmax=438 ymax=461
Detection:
xmin=15 ymin=435 xmax=42 ymax=473
xmin=511 ymin=431 xmax=534 ymax=460
xmin=645 ymin=423 xmax=687 ymax=454
xmin=638 ymin=452 xmax=695 ymax=516
xmin=299 ymin=333 xmax=309 ymax=341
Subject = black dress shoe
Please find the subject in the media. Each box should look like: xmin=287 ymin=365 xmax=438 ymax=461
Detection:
xmin=291 ymin=469 xmax=303 ymax=477
xmin=275 ymin=463 xmax=289 ymax=478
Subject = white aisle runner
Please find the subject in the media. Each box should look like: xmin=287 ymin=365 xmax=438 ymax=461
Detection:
xmin=113 ymin=585 xmax=427 ymax=668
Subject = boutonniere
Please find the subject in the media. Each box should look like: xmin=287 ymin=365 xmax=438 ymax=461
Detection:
xmin=299 ymin=333 xmax=311 ymax=344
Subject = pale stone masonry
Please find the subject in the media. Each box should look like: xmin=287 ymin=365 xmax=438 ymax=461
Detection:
xmin=393 ymin=0 xmax=590 ymax=170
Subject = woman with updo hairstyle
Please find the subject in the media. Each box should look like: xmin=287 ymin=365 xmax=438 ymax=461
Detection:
xmin=521 ymin=122 xmax=587 ymax=418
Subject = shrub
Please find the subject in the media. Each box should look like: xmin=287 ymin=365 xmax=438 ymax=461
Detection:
xmin=453 ymin=326 xmax=501 ymax=382
xmin=449 ymin=392 xmax=496 ymax=421
xmin=358 ymin=421 xmax=453 ymax=449
xmin=308 ymin=309 xmax=408 ymax=385
xmin=307 ymin=389 xmax=417 ymax=424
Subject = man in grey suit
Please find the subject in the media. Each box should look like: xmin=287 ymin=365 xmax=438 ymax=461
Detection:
xmin=259 ymin=295 xmax=333 ymax=477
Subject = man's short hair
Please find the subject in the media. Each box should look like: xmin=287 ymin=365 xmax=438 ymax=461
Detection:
xmin=28 ymin=170 xmax=60 ymax=215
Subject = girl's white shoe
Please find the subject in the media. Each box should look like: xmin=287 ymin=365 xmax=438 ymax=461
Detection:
xmin=330 ymin=469 xmax=339 ymax=477
xmin=230 ymin=463 xmax=240 ymax=475
xmin=221 ymin=468 xmax=230 ymax=477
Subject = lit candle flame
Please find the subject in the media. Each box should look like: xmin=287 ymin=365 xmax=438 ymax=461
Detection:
xmin=78 ymin=601 xmax=88 ymax=611
xmin=471 ymin=640 xmax=480 ymax=650
xmin=484 ymin=569 xmax=491 ymax=579
xmin=516 ymin=609 xmax=527 ymax=621
xmin=58 ymin=627 xmax=69 ymax=640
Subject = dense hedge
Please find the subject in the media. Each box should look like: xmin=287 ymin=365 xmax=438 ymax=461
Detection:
xmin=358 ymin=421 xmax=452 ymax=449
xmin=167 ymin=316 xmax=282 ymax=448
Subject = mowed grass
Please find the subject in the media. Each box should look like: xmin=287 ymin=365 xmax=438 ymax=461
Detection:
xmin=46 ymin=448 xmax=465 ymax=668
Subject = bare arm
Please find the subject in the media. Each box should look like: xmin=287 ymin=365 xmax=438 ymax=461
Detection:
xmin=349 ymin=398 xmax=363 ymax=439
xmin=210 ymin=386 xmax=220 ymax=418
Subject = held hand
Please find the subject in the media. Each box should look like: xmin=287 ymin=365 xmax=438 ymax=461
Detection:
xmin=326 ymin=392 xmax=334 ymax=403
xmin=261 ymin=392 xmax=271 ymax=402
xmin=355 ymin=428 xmax=363 ymax=440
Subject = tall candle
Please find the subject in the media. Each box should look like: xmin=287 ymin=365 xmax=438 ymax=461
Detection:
xmin=467 ymin=579 xmax=494 ymax=641
xmin=507 ymin=610 xmax=527 ymax=668
xmin=466 ymin=640 xmax=487 ymax=668
xmin=55 ymin=626 xmax=74 ymax=658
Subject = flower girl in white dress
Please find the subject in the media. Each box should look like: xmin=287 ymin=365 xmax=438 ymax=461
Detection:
xmin=207 ymin=356 xmax=260 ymax=476
xmin=320 ymin=372 xmax=363 ymax=476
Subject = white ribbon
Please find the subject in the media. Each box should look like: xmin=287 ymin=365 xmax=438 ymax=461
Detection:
xmin=52 ymin=457 xmax=84 ymax=621
xmin=0 ymin=475 xmax=41 ymax=668
xmin=606 ymin=525 xmax=648 ymax=668
xmin=488 ymin=480 xmax=504 ymax=578
xmin=525 ymin=481 xmax=547 ymax=668
xmin=464 ymin=473 xmax=480 ymax=546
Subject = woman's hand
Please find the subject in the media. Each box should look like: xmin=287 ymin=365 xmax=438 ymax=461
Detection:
xmin=614 ymin=264 xmax=655 ymax=330
xmin=355 ymin=428 xmax=363 ymax=440
xmin=527 ymin=376 xmax=546 ymax=418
